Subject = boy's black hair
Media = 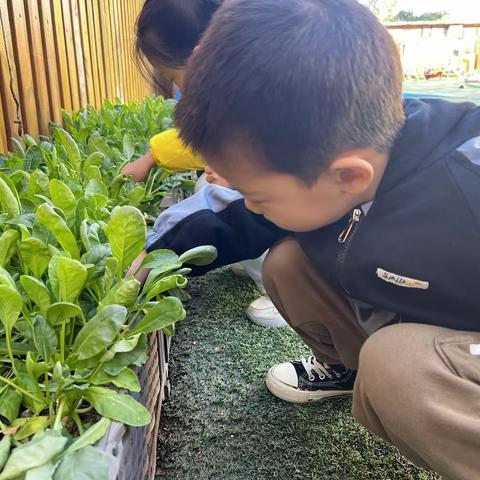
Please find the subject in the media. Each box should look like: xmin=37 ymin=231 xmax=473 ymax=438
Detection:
xmin=176 ymin=0 xmax=406 ymax=183
xmin=135 ymin=0 xmax=222 ymax=94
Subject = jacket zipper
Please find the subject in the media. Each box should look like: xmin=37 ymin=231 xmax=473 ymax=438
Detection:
xmin=336 ymin=208 xmax=363 ymax=294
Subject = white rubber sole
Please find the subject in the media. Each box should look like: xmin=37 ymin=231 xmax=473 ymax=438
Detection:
xmin=246 ymin=310 xmax=289 ymax=328
xmin=266 ymin=367 xmax=353 ymax=403
xmin=230 ymin=263 xmax=250 ymax=277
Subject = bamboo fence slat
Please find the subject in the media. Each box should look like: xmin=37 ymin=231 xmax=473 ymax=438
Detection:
xmin=0 ymin=0 xmax=151 ymax=153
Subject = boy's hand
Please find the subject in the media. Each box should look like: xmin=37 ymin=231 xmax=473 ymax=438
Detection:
xmin=205 ymin=165 xmax=231 ymax=188
xmin=126 ymin=249 xmax=151 ymax=284
xmin=122 ymin=152 xmax=157 ymax=182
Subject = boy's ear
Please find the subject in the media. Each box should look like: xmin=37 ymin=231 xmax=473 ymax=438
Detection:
xmin=329 ymin=156 xmax=374 ymax=195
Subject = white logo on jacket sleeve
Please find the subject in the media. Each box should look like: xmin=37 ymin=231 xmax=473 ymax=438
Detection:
xmin=470 ymin=344 xmax=480 ymax=356
xmin=376 ymin=268 xmax=429 ymax=290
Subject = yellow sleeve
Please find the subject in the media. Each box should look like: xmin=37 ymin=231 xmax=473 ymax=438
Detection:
xmin=149 ymin=129 xmax=206 ymax=172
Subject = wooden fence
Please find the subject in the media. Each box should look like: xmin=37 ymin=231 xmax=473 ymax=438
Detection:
xmin=0 ymin=0 xmax=151 ymax=153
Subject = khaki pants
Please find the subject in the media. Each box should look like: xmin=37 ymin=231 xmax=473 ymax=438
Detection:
xmin=263 ymin=238 xmax=480 ymax=480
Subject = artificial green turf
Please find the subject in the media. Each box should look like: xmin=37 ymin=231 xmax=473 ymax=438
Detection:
xmin=156 ymin=269 xmax=440 ymax=480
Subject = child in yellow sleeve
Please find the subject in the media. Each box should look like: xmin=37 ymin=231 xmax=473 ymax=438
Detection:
xmin=121 ymin=128 xmax=205 ymax=181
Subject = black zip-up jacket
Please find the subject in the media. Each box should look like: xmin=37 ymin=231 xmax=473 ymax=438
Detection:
xmin=146 ymin=99 xmax=480 ymax=332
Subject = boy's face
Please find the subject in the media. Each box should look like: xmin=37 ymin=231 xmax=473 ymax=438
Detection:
xmin=208 ymin=141 xmax=379 ymax=233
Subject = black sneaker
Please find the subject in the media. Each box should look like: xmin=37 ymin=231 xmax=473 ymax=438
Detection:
xmin=266 ymin=356 xmax=356 ymax=403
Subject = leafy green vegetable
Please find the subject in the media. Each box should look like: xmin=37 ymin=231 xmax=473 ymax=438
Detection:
xmin=0 ymin=174 xmax=21 ymax=219
xmin=61 ymin=418 xmax=111 ymax=458
xmin=132 ymin=297 xmax=186 ymax=335
xmin=33 ymin=316 xmax=58 ymax=361
xmin=53 ymin=446 xmax=109 ymax=480
xmin=0 ymin=430 xmax=67 ymax=479
xmin=105 ymin=206 xmax=146 ymax=277
xmin=19 ymin=238 xmax=52 ymax=278
xmin=36 ymin=204 xmax=80 ymax=260
xmin=84 ymin=386 xmax=151 ymax=426
xmin=71 ymin=305 xmax=127 ymax=361
xmin=0 ymin=96 xmax=209 ymax=473
xmin=0 ymin=230 xmax=19 ymax=267
xmin=0 ymin=436 xmax=11 ymax=471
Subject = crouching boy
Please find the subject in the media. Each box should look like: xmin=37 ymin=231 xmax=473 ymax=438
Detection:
xmin=142 ymin=0 xmax=480 ymax=478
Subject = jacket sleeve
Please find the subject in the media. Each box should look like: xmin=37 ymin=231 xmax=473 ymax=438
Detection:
xmin=149 ymin=129 xmax=206 ymax=172
xmin=145 ymin=184 xmax=289 ymax=274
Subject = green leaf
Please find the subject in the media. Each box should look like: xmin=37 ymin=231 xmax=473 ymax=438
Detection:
xmin=14 ymin=361 xmax=47 ymax=415
xmin=88 ymin=135 xmax=112 ymax=160
xmin=178 ymin=245 xmax=218 ymax=266
xmin=83 ymin=165 xmax=102 ymax=184
xmin=46 ymin=303 xmax=82 ymax=326
xmin=132 ymin=297 xmax=185 ymax=335
xmin=81 ymin=245 xmax=111 ymax=283
xmin=0 ymin=173 xmax=21 ymax=219
xmin=24 ymin=145 xmax=43 ymax=171
xmin=100 ymin=333 xmax=143 ymax=363
xmin=123 ymin=133 xmax=135 ymax=161
xmin=109 ymin=174 xmax=128 ymax=200
xmin=99 ymin=277 xmax=140 ymax=310
xmin=49 ymin=179 xmax=76 ymax=221
xmin=145 ymin=274 xmax=188 ymax=301
xmin=55 ymin=257 xmax=87 ymax=303
xmin=0 ymin=266 xmax=15 ymax=288
xmin=85 ymin=179 xmax=108 ymax=199
xmin=55 ymin=128 xmax=81 ymax=171
xmin=11 ymin=137 xmax=25 ymax=157
xmin=126 ymin=186 xmax=145 ymax=206
xmin=138 ymin=249 xmax=179 ymax=270
xmin=84 ymin=387 xmax=151 ymax=426
xmin=19 ymin=238 xmax=52 ymax=278
xmin=54 ymin=446 xmax=108 ymax=480
xmin=105 ymin=206 xmax=146 ymax=277
xmin=92 ymin=368 xmax=140 ymax=392
xmin=25 ymin=462 xmax=55 ymax=480
xmin=8 ymin=330 xmax=34 ymax=348
xmin=80 ymin=222 xmax=105 ymax=250
xmin=0 ymin=430 xmax=67 ymax=480
xmin=20 ymin=276 xmax=51 ymax=316
xmin=71 ymin=305 xmax=127 ymax=361
xmin=61 ymin=418 xmax=110 ymax=458
xmin=103 ymin=333 xmax=147 ymax=376
xmin=25 ymin=352 xmax=50 ymax=381
xmin=0 ymin=285 xmax=23 ymax=333
xmin=36 ymin=203 xmax=80 ymax=260
xmin=33 ymin=316 xmax=58 ymax=361
xmin=99 ymin=257 xmax=117 ymax=297
xmin=83 ymin=152 xmax=104 ymax=170
xmin=0 ymin=436 xmax=11 ymax=471
xmin=0 ymin=388 xmax=22 ymax=424
xmin=14 ymin=416 xmax=50 ymax=441
xmin=0 ymin=230 xmax=19 ymax=267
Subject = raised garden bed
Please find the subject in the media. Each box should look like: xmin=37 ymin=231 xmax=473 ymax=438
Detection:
xmin=99 ymin=332 xmax=171 ymax=480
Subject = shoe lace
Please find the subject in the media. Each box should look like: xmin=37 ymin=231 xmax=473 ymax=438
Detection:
xmin=301 ymin=356 xmax=343 ymax=382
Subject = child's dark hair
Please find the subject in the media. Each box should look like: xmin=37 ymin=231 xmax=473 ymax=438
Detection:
xmin=135 ymin=0 xmax=222 ymax=94
xmin=176 ymin=0 xmax=406 ymax=183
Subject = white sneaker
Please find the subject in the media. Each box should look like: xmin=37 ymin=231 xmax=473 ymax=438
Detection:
xmin=230 ymin=262 xmax=249 ymax=277
xmin=246 ymin=295 xmax=288 ymax=328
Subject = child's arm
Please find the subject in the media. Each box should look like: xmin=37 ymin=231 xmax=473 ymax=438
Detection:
xmin=126 ymin=249 xmax=150 ymax=283
xmin=145 ymin=184 xmax=289 ymax=275
xmin=121 ymin=129 xmax=206 ymax=182
xmin=122 ymin=152 xmax=157 ymax=182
